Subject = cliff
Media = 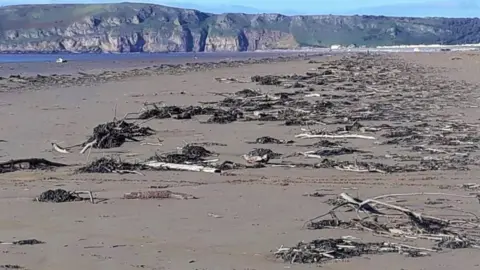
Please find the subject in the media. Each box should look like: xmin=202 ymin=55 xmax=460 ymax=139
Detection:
xmin=1 ymin=2 xmax=480 ymax=53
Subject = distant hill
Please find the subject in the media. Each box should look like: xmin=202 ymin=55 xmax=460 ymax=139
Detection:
xmin=1 ymin=2 xmax=480 ymax=53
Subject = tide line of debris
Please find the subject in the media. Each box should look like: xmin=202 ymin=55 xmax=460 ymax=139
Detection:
xmin=2 ymin=54 xmax=478 ymax=176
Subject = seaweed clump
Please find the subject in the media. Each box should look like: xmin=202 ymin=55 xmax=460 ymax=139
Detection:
xmin=86 ymin=120 xmax=155 ymax=149
xmin=77 ymin=157 xmax=148 ymax=173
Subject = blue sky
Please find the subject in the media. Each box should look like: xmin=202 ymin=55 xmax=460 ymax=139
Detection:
xmin=0 ymin=0 xmax=479 ymax=17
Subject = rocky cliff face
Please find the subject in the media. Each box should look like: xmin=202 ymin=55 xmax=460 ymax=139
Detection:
xmin=0 ymin=3 xmax=480 ymax=53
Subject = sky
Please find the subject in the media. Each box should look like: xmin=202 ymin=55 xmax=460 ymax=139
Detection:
xmin=0 ymin=0 xmax=479 ymax=17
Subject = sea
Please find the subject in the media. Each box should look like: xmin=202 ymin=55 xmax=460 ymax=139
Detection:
xmin=0 ymin=51 xmax=313 ymax=64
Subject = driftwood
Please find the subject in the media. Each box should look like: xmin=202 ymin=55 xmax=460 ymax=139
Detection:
xmin=302 ymin=192 xmax=480 ymax=254
xmin=0 ymin=158 xmax=68 ymax=174
xmin=279 ymin=191 xmax=480 ymax=265
xmin=80 ymin=140 xmax=96 ymax=154
xmin=51 ymin=142 xmax=71 ymax=154
xmin=296 ymin=133 xmax=376 ymax=140
xmin=143 ymin=161 xmax=220 ymax=173
xmin=214 ymin=77 xmax=249 ymax=83
xmin=123 ymin=190 xmax=198 ymax=200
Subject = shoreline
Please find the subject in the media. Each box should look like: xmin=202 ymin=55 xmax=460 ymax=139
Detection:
xmin=0 ymin=50 xmax=323 ymax=64
xmin=0 ymin=52 xmax=326 ymax=92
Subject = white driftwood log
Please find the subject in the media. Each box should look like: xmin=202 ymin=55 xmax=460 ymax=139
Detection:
xmin=80 ymin=140 xmax=97 ymax=154
xmin=295 ymin=133 xmax=376 ymax=140
xmin=143 ymin=161 xmax=219 ymax=173
xmin=51 ymin=142 xmax=71 ymax=154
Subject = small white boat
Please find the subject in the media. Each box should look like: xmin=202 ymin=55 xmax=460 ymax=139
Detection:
xmin=56 ymin=57 xmax=67 ymax=63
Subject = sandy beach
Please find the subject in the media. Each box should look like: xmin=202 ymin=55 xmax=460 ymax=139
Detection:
xmin=1 ymin=51 xmax=480 ymax=270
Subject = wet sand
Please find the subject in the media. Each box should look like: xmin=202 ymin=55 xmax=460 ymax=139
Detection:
xmin=1 ymin=52 xmax=480 ymax=270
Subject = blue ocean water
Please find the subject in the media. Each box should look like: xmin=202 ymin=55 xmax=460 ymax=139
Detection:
xmin=0 ymin=53 xmax=191 ymax=63
xmin=0 ymin=52 xmax=291 ymax=63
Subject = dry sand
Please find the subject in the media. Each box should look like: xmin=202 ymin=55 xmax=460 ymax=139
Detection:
xmin=1 ymin=52 xmax=480 ymax=270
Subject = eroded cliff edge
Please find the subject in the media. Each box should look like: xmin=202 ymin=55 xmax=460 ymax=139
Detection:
xmin=1 ymin=3 xmax=480 ymax=53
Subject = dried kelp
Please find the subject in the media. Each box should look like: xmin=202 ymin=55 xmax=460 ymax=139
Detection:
xmin=0 ymin=158 xmax=68 ymax=174
xmin=0 ymin=239 xmax=45 ymax=245
xmin=318 ymin=158 xmax=470 ymax=173
xmin=77 ymin=157 xmax=148 ymax=173
xmin=134 ymin=103 xmax=216 ymax=120
xmin=181 ymin=144 xmax=214 ymax=159
xmin=0 ymin=265 xmax=24 ymax=269
xmin=152 ymin=144 xmax=214 ymax=165
xmin=36 ymin=189 xmax=84 ymax=203
xmin=247 ymin=148 xmax=282 ymax=159
xmin=303 ymin=147 xmax=365 ymax=158
xmin=247 ymin=136 xmax=294 ymax=144
xmin=275 ymin=238 xmax=429 ymax=264
xmin=205 ymin=109 xmax=242 ymax=124
xmin=251 ymin=75 xmax=282 ymax=85
xmin=86 ymin=120 xmax=155 ymax=149
xmin=216 ymin=160 xmax=266 ymax=170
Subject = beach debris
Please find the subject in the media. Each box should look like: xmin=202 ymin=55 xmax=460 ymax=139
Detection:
xmin=296 ymin=131 xmax=376 ymax=140
xmin=215 ymin=77 xmax=248 ymax=83
xmin=77 ymin=157 xmax=148 ymax=175
xmin=303 ymin=192 xmax=328 ymax=198
xmin=143 ymin=160 xmax=220 ymax=173
xmin=293 ymin=191 xmax=480 ymax=264
xmin=0 ymin=239 xmax=45 ymax=245
xmin=301 ymin=147 xmax=365 ymax=159
xmin=205 ymin=109 xmax=242 ymax=124
xmin=0 ymin=265 xmax=23 ymax=269
xmin=248 ymin=148 xmax=282 ymax=159
xmin=208 ymin=213 xmax=223 ymax=218
xmin=216 ymin=160 xmax=266 ymax=170
xmin=297 ymin=140 xmax=345 ymax=148
xmin=235 ymin=88 xmax=262 ymax=97
xmin=316 ymin=158 xmax=470 ymax=173
xmin=85 ymin=120 xmax=155 ymax=149
xmin=243 ymin=148 xmax=282 ymax=164
xmin=189 ymin=142 xmax=227 ymax=147
xmin=246 ymin=136 xmax=294 ymax=144
xmin=275 ymin=238 xmax=431 ymax=264
xmin=462 ymin=183 xmax=480 ymax=190
xmin=251 ymin=75 xmax=282 ymax=85
xmin=181 ymin=144 xmax=214 ymax=159
xmin=132 ymin=103 xmax=216 ymax=120
xmin=0 ymin=158 xmax=68 ymax=174
xmin=123 ymin=190 xmax=197 ymax=200
xmin=140 ymin=138 xmax=164 ymax=146
xmin=35 ymin=189 xmax=94 ymax=203
xmin=79 ymin=144 xmax=220 ymax=174
xmin=150 ymin=144 xmax=215 ymax=165
xmin=51 ymin=142 xmax=71 ymax=154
